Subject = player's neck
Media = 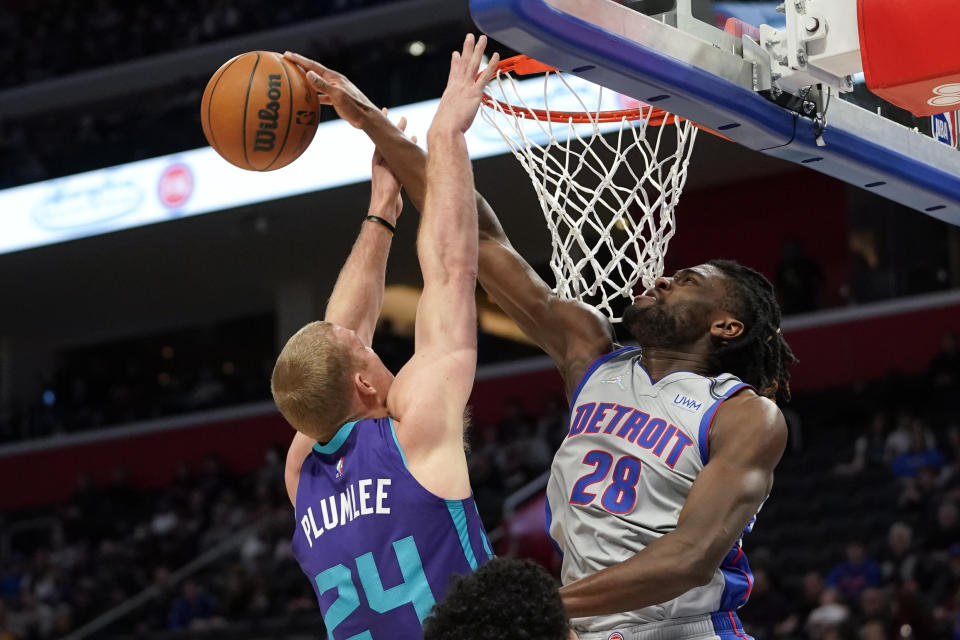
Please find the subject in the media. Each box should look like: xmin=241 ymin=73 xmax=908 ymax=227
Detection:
xmin=639 ymin=347 xmax=710 ymax=381
xmin=344 ymin=399 xmax=390 ymax=424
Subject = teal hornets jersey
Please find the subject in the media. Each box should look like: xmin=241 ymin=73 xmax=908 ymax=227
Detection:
xmin=292 ymin=418 xmax=493 ymax=639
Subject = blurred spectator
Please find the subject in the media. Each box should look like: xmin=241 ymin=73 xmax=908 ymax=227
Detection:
xmin=858 ymin=619 xmax=887 ymax=640
xmin=775 ymin=238 xmax=825 ymax=314
xmin=806 ymin=587 xmax=850 ymax=639
xmin=741 ymin=569 xmax=799 ymax=640
xmin=0 ymin=601 xmax=13 ymax=640
xmin=929 ymin=546 xmax=960 ymax=614
xmin=167 ymin=579 xmax=220 ymax=630
xmin=825 ymin=540 xmax=881 ymax=601
xmin=885 ymin=413 xmax=936 ymax=462
xmin=890 ymin=425 xmax=946 ymax=478
xmin=535 ymin=394 xmax=569 ymax=453
xmin=799 ymin=571 xmax=827 ymax=622
xmin=928 ymin=331 xmax=960 ymax=390
xmin=835 ymin=411 xmax=890 ymax=475
xmin=857 ymin=587 xmax=894 ymax=636
xmin=897 ymin=465 xmax=942 ymax=518
xmin=924 ymin=503 xmax=960 ymax=554
xmin=879 ymin=522 xmax=918 ymax=587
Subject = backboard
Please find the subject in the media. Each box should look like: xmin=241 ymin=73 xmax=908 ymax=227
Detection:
xmin=470 ymin=0 xmax=960 ymax=225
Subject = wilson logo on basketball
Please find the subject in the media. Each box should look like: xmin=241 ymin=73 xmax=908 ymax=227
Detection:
xmin=254 ymin=74 xmax=283 ymax=153
xmin=158 ymin=163 xmax=193 ymax=209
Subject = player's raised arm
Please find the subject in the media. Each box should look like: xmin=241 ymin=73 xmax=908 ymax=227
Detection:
xmin=382 ymin=35 xmax=497 ymax=498
xmin=279 ymin=125 xmax=407 ymax=506
xmin=283 ymin=50 xmax=615 ymax=396
xmin=322 ymin=116 xmax=408 ymax=346
xmin=558 ymin=392 xmax=787 ymax=617
xmin=474 ymin=206 xmax=615 ymax=398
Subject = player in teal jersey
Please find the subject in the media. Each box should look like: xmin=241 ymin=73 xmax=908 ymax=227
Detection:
xmin=274 ymin=36 xmax=500 ymax=639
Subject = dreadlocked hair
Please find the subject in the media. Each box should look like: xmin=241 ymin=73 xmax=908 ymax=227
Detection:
xmin=706 ymin=259 xmax=798 ymax=402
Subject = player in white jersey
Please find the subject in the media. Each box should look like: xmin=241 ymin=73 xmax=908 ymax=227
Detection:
xmin=280 ymin=46 xmax=796 ymax=639
xmin=477 ymin=257 xmax=798 ymax=640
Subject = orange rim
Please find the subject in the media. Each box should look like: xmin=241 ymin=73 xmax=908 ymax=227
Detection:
xmin=480 ymin=54 xmax=727 ymax=138
xmin=480 ymin=54 xmax=676 ymax=124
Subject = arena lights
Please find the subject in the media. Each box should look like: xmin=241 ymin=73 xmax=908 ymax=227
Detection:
xmin=406 ymin=40 xmax=427 ymax=57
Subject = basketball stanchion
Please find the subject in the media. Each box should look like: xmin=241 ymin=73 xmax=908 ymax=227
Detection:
xmin=480 ymin=55 xmax=720 ymax=322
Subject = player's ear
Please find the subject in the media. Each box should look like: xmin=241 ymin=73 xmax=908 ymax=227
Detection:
xmin=710 ymin=315 xmax=744 ymax=342
xmin=354 ymin=372 xmax=378 ymax=397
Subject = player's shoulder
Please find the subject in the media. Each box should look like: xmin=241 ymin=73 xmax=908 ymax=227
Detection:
xmin=552 ymin=298 xmax=616 ymax=353
xmin=712 ymin=389 xmax=787 ymax=461
xmin=718 ymin=387 xmax=785 ymax=426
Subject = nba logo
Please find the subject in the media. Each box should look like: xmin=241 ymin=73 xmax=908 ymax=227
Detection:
xmin=335 ymin=456 xmax=344 ymax=479
xmin=607 ymin=633 xmax=626 ymax=640
xmin=931 ymin=111 xmax=958 ymax=148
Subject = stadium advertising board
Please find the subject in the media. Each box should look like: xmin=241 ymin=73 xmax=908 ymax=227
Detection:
xmin=0 ymin=75 xmax=624 ymax=256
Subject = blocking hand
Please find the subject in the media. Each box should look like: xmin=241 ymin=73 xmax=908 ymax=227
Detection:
xmin=284 ymin=52 xmax=378 ymax=129
xmin=429 ymin=34 xmax=499 ymax=136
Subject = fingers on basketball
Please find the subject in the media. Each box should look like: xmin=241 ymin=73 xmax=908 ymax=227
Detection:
xmin=283 ymin=52 xmax=336 ymax=80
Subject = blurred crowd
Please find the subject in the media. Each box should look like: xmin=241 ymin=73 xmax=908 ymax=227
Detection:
xmin=0 ymin=0 xmax=463 ymax=190
xmin=0 ymin=316 xmax=277 ymax=444
xmin=2 ymin=350 xmax=960 ymax=638
xmin=0 ymin=451 xmax=319 ymax=638
xmin=0 ymin=316 xmax=540 ymax=445
xmin=0 ymin=0 xmax=399 ymax=90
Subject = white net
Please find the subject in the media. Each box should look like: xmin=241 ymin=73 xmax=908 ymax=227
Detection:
xmin=480 ymin=60 xmax=698 ymax=322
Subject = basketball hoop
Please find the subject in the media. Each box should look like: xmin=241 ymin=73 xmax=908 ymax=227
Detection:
xmin=479 ymin=55 xmax=701 ymax=322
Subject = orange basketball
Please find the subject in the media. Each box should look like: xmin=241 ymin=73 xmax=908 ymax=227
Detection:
xmin=201 ymin=51 xmax=319 ymax=171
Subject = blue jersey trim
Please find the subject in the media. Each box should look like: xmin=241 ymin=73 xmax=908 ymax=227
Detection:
xmin=710 ymin=610 xmax=752 ymax=639
xmin=445 ymin=500 xmax=479 ymax=571
xmin=313 ymin=420 xmax=359 ymax=455
xmin=569 ymin=346 xmax=638 ymax=411
xmin=697 ymin=382 xmax=751 ymax=465
xmin=718 ymin=545 xmax=754 ymax=613
xmin=543 ymin=496 xmax=563 ymax=557
xmin=473 ymin=502 xmax=495 ymax=559
xmin=388 ymin=418 xmax=409 ymax=469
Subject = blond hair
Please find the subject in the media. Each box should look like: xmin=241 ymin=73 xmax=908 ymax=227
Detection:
xmin=271 ymin=321 xmax=355 ymax=439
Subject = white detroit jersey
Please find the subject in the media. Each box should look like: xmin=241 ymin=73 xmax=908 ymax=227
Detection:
xmin=545 ymin=346 xmax=758 ymax=633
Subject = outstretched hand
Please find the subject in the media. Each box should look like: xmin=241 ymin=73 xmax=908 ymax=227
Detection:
xmin=370 ymin=110 xmax=415 ymax=223
xmin=429 ymin=34 xmax=499 ymax=136
xmin=283 ymin=51 xmax=378 ymax=129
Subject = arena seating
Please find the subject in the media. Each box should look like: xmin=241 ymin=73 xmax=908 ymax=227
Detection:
xmin=2 ymin=364 xmax=959 ymax=639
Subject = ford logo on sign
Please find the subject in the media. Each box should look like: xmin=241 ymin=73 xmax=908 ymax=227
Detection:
xmin=32 ymin=177 xmax=143 ymax=230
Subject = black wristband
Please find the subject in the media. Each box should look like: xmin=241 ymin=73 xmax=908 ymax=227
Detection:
xmin=364 ymin=215 xmax=396 ymax=236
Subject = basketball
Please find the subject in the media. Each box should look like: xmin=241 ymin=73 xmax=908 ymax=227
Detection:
xmin=201 ymin=51 xmax=319 ymax=171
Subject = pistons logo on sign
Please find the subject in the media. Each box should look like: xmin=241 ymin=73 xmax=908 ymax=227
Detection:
xmin=931 ymin=112 xmax=958 ymax=148
xmin=158 ymin=163 xmax=194 ymax=209
xmin=607 ymin=634 xmax=625 ymax=640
